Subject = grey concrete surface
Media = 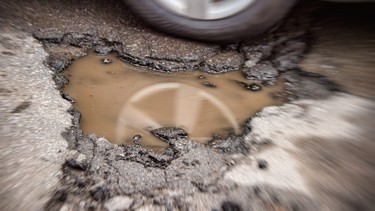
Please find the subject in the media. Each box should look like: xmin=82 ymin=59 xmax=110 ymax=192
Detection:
xmin=0 ymin=0 xmax=374 ymax=210
xmin=0 ymin=28 xmax=71 ymax=210
xmin=225 ymin=94 xmax=375 ymax=210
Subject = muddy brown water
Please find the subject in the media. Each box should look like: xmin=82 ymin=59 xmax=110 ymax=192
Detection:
xmin=64 ymin=53 xmax=284 ymax=150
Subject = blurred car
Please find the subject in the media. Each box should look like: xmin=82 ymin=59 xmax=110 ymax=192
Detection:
xmin=123 ymin=0 xmax=374 ymax=42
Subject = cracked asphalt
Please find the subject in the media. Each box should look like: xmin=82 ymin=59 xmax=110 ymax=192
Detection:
xmin=0 ymin=0 xmax=374 ymax=210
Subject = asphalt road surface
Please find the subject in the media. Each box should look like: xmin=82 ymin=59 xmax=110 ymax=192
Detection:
xmin=0 ymin=0 xmax=374 ymax=210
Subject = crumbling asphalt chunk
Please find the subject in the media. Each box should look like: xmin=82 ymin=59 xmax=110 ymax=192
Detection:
xmin=67 ymin=108 xmax=82 ymax=130
xmin=209 ymin=135 xmax=250 ymax=154
xmin=32 ymin=29 xmax=64 ymax=43
xmin=46 ymin=50 xmax=74 ymax=74
xmin=49 ymin=58 xmax=69 ymax=73
xmin=53 ymin=74 xmax=69 ymax=90
xmin=132 ymin=134 xmax=142 ymax=145
xmin=274 ymin=40 xmax=307 ymax=72
xmin=242 ymin=62 xmax=279 ymax=85
xmin=151 ymin=127 xmax=188 ymax=144
xmin=202 ymin=50 xmax=244 ymax=73
xmin=233 ymin=80 xmax=262 ymax=92
xmin=94 ymin=45 xmax=112 ymax=56
xmin=62 ymin=93 xmax=75 ymax=103
xmin=60 ymin=32 xmax=96 ymax=48
xmin=115 ymin=145 xmax=176 ymax=168
xmin=65 ymin=153 xmax=88 ymax=170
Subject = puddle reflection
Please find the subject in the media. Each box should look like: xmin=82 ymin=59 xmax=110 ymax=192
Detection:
xmin=64 ymin=53 xmax=284 ymax=149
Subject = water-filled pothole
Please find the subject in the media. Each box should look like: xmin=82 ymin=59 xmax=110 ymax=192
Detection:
xmin=63 ymin=53 xmax=284 ymax=149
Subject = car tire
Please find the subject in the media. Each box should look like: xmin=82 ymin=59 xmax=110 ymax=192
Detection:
xmin=123 ymin=0 xmax=297 ymax=42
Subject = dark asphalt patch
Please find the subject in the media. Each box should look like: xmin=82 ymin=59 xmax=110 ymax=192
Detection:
xmin=39 ymin=29 xmax=335 ymax=211
xmin=31 ymin=1 xmax=340 ymax=209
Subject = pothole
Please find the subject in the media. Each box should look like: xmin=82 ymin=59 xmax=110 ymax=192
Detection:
xmin=63 ymin=52 xmax=285 ymax=151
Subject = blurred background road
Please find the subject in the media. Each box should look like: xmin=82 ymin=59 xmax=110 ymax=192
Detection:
xmin=0 ymin=0 xmax=374 ymax=210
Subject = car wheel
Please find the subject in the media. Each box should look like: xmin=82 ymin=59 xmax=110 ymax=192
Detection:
xmin=123 ymin=0 xmax=297 ymax=42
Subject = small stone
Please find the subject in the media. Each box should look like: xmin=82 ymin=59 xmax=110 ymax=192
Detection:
xmin=132 ymin=134 xmax=142 ymax=145
xmin=249 ymin=83 xmax=261 ymax=91
xmin=257 ymin=159 xmax=268 ymax=169
xmin=151 ymin=127 xmax=188 ymax=144
xmin=198 ymin=75 xmax=206 ymax=79
xmin=101 ymin=58 xmax=112 ymax=64
xmin=65 ymin=154 xmax=87 ymax=170
xmin=202 ymin=81 xmax=217 ymax=88
xmin=234 ymin=80 xmax=262 ymax=92
xmin=105 ymin=196 xmax=134 ymax=211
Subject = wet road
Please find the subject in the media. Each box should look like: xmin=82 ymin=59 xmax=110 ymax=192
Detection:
xmin=0 ymin=0 xmax=374 ymax=210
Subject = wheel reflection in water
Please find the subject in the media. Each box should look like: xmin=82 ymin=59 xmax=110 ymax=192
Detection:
xmin=63 ymin=53 xmax=284 ymax=150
